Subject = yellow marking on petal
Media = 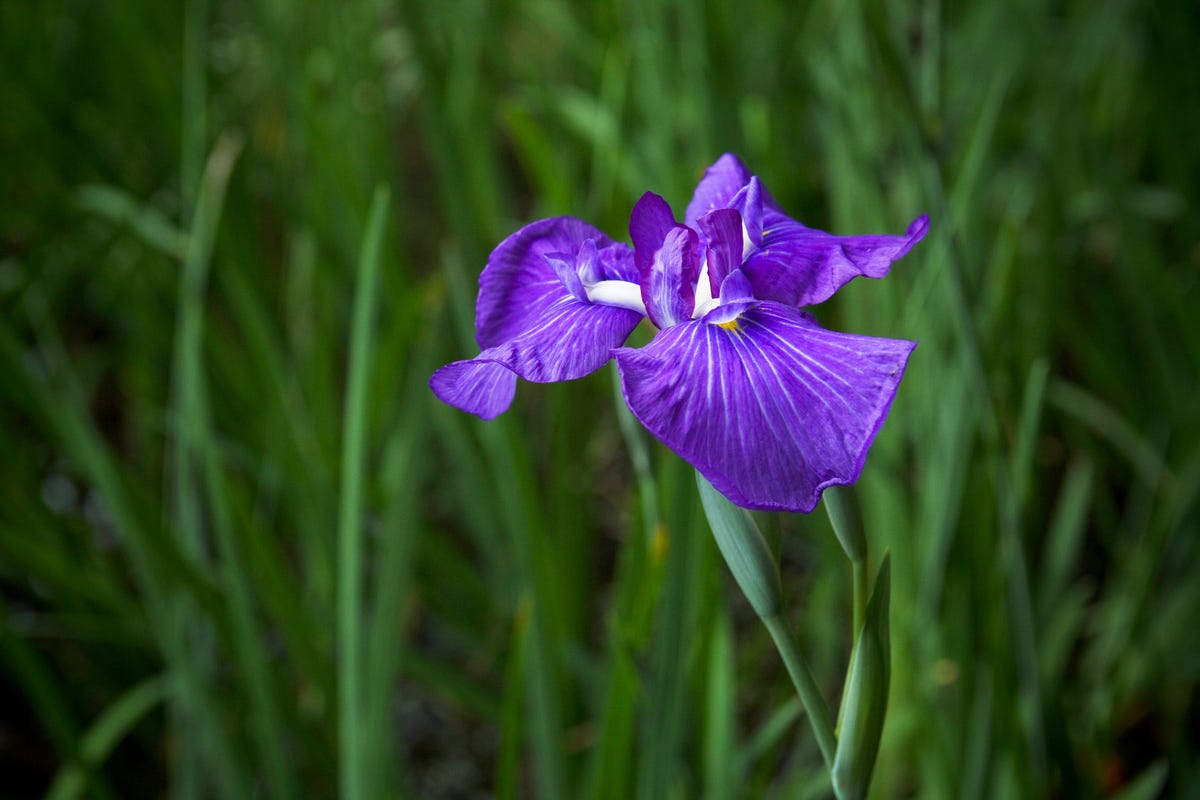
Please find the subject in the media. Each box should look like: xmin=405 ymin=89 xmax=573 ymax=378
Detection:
xmin=717 ymin=318 xmax=740 ymax=332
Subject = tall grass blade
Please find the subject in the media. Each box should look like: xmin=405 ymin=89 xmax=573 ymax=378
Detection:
xmin=337 ymin=185 xmax=391 ymax=800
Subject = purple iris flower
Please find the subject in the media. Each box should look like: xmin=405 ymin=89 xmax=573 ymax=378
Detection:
xmin=430 ymin=155 xmax=928 ymax=513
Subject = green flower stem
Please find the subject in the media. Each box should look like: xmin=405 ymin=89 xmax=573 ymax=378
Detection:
xmin=698 ymin=473 xmax=840 ymax=780
xmin=761 ymin=614 xmax=838 ymax=773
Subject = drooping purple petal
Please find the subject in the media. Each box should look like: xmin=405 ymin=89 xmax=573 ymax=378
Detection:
xmin=614 ymin=303 xmax=916 ymax=512
xmin=433 ymin=293 xmax=644 ymax=419
xmin=492 ymin=295 xmax=644 ymax=383
xmin=429 ymin=360 xmax=517 ymax=420
xmin=743 ymin=213 xmax=930 ymax=308
xmin=695 ymin=208 xmax=744 ymax=295
xmin=476 ymin=216 xmax=635 ymax=349
xmin=641 ymin=225 xmax=700 ymax=329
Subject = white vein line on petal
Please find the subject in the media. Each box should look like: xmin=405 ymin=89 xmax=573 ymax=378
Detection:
xmin=744 ymin=320 xmax=834 ymax=465
xmin=745 ymin=313 xmax=861 ymax=417
xmin=747 ymin=313 xmax=858 ymax=397
xmin=749 ymin=330 xmax=824 ymax=459
xmin=726 ymin=324 xmax=808 ymax=472
xmin=738 ymin=316 xmax=838 ymax=420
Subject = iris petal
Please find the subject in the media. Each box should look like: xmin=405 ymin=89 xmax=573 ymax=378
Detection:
xmin=718 ymin=269 xmax=755 ymax=304
xmin=432 ymin=295 xmax=643 ymax=419
xmin=641 ymin=225 xmax=701 ymax=328
xmin=429 ymin=360 xmax=517 ymax=421
xmin=545 ymin=250 xmax=587 ymax=302
xmin=629 ymin=192 xmax=678 ymax=275
xmin=477 ymin=216 xmax=635 ymax=349
xmin=743 ymin=213 xmax=930 ymax=308
xmin=684 ymin=155 xmax=927 ymax=309
xmin=695 ymin=208 xmax=744 ymax=295
xmin=729 ymin=178 xmax=764 ymax=249
xmin=614 ymin=304 xmax=916 ymax=512
xmin=685 ymin=154 xmax=774 ymax=225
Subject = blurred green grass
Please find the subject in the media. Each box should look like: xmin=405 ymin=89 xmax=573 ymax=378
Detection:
xmin=2 ymin=0 xmax=1198 ymax=797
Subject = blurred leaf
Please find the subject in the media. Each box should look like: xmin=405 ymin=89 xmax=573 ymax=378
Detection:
xmin=44 ymin=676 xmax=167 ymax=800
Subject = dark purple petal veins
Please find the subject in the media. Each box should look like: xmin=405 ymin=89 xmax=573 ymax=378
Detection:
xmin=614 ymin=304 xmax=916 ymax=512
xmin=476 ymin=216 xmax=633 ymax=349
xmin=742 ymin=213 xmax=930 ymax=309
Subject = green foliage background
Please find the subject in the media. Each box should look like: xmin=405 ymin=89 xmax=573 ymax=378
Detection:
xmin=2 ymin=0 xmax=1198 ymax=797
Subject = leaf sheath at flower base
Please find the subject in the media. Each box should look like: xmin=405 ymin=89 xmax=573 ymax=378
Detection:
xmin=696 ymin=473 xmax=782 ymax=618
xmin=833 ymin=555 xmax=892 ymax=800
xmin=823 ymin=484 xmax=867 ymax=563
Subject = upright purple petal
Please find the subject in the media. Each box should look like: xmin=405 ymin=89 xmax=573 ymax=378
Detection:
xmin=629 ymin=192 xmax=678 ymax=275
xmin=685 ymin=154 xmax=754 ymax=225
xmin=544 ymin=243 xmax=589 ymax=303
xmin=432 ymin=294 xmax=644 ymax=419
xmin=743 ymin=213 xmax=930 ymax=308
xmin=641 ymin=225 xmax=701 ymax=329
xmin=729 ymin=178 xmax=764 ymax=249
xmin=615 ymin=304 xmax=916 ymax=512
xmin=695 ymin=208 xmax=744 ymax=296
xmin=476 ymin=216 xmax=633 ymax=349
xmin=574 ymin=238 xmax=605 ymax=286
